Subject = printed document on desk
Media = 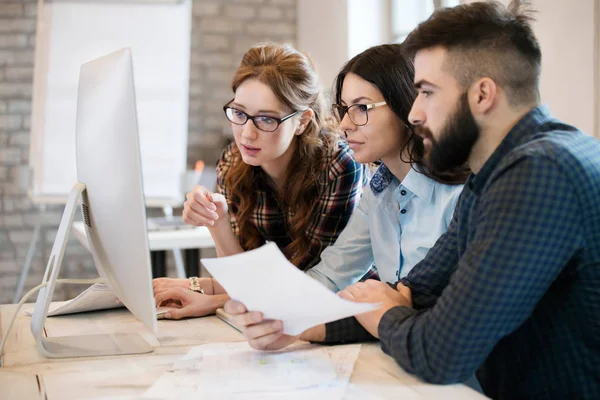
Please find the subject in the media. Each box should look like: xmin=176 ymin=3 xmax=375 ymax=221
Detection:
xmin=24 ymin=283 xmax=123 ymax=316
xmin=24 ymin=283 xmax=171 ymax=318
xmin=142 ymin=342 xmax=362 ymax=400
xmin=201 ymin=242 xmax=379 ymax=335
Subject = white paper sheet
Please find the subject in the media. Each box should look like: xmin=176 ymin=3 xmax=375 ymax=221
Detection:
xmin=24 ymin=283 xmax=123 ymax=316
xmin=142 ymin=342 xmax=362 ymax=400
xmin=24 ymin=283 xmax=171 ymax=318
xmin=201 ymin=242 xmax=380 ymax=335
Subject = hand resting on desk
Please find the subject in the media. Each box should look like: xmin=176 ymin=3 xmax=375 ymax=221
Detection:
xmin=153 ymin=277 xmax=230 ymax=320
xmin=154 ymin=287 xmax=225 ymax=320
xmin=152 ymin=278 xmax=189 ymax=293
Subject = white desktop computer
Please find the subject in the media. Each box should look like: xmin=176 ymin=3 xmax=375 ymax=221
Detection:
xmin=30 ymin=48 xmax=157 ymax=358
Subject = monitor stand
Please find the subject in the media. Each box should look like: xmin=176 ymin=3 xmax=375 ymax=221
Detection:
xmin=30 ymin=182 xmax=153 ymax=358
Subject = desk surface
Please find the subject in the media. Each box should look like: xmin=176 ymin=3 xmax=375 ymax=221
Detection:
xmin=0 ymin=304 xmax=488 ymax=399
xmin=72 ymin=221 xmax=215 ymax=251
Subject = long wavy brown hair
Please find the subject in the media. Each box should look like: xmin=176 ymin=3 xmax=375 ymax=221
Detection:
xmin=224 ymin=43 xmax=338 ymax=268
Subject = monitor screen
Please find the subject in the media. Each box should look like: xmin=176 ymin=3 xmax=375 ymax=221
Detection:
xmin=76 ymin=48 xmax=157 ymax=334
xmin=30 ymin=48 xmax=158 ymax=359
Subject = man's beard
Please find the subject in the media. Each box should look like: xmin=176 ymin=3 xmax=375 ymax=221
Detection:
xmin=415 ymin=92 xmax=480 ymax=173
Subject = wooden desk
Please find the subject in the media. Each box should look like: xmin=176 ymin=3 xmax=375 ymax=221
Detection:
xmin=0 ymin=304 xmax=488 ymax=399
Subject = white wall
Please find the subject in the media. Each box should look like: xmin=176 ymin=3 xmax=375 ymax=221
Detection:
xmin=297 ymin=0 xmax=349 ymax=90
xmin=533 ymin=0 xmax=597 ymax=137
xmin=297 ymin=0 xmax=390 ymax=89
xmin=347 ymin=0 xmax=390 ymax=60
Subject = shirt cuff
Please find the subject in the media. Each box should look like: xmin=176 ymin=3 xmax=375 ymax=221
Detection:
xmin=400 ymin=278 xmax=437 ymax=310
xmin=320 ymin=317 xmax=377 ymax=344
xmin=378 ymin=305 xmax=418 ymax=355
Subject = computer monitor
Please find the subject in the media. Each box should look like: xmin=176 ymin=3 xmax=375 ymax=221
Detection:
xmin=30 ymin=48 xmax=157 ymax=358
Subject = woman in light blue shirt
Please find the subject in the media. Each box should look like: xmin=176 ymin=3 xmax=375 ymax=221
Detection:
xmin=307 ymin=44 xmax=469 ymax=291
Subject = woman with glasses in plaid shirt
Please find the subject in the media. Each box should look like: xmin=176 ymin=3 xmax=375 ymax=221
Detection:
xmin=152 ymin=43 xmax=366 ymax=319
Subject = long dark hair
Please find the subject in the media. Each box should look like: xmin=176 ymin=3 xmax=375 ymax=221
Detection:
xmin=333 ymin=43 xmax=469 ymax=184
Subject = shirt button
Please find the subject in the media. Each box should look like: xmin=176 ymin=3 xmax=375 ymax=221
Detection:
xmin=400 ymin=190 xmax=407 ymax=196
xmin=400 ymin=209 xmax=407 ymax=214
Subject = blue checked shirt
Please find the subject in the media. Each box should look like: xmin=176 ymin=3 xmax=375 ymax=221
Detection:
xmin=323 ymin=105 xmax=600 ymax=399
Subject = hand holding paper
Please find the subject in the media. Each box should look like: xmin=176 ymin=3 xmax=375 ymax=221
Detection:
xmin=201 ymin=242 xmax=380 ymax=335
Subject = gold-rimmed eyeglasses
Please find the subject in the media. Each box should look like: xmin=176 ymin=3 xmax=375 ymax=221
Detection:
xmin=332 ymin=101 xmax=387 ymax=126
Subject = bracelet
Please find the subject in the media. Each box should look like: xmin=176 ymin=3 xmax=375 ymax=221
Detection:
xmin=188 ymin=277 xmax=204 ymax=294
xmin=211 ymin=277 xmax=215 ymax=294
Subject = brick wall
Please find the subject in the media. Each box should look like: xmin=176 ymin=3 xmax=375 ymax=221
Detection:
xmin=0 ymin=0 xmax=297 ymax=304
xmin=188 ymin=0 xmax=296 ymax=165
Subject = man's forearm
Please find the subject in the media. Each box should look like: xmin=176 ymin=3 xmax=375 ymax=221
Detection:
xmin=400 ymin=278 xmax=439 ymax=310
xmin=317 ymin=317 xmax=377 ymax=344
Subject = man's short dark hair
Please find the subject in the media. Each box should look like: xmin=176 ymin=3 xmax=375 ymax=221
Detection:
xmin=403 ymin=0 xmax=541 ymax=106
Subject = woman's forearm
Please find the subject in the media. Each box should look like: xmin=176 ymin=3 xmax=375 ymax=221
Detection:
xmin=199 ymin=277 xmax=227 ymax=295
xmin=209 ymin=294 xmax=230 ymax=311
xmin=208 ymin=216 xmax=244 ymax=257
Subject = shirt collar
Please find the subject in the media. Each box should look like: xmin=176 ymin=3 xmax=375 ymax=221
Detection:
xmin=370 ymin=163 xmax=435 ymax=202
xmin=468 ymin=104 xmax=553 ymax=194
xmin=370 ymin=163 xmax=395 ymax=195
xmin=401 ymin=166 xmax=435 ymax=202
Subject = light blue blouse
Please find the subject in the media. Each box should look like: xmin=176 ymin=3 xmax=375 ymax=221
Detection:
xmin=307 ymin=163 xmax=463 ymax=292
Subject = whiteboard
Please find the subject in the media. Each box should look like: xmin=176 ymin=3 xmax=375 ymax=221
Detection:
xmin=29 ymin=0 xmax=191 ymax=207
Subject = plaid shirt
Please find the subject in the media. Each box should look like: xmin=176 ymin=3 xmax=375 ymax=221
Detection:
xmin=217 ymin=141 xmax=366 ymax=270
xmin=324 ymin=105 xmax=600 ymax=399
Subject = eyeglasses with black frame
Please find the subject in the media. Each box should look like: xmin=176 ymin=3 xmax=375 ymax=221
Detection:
xmin=332 ymin=101 xmax=387 ymax=126
xmin=223 ymin=104 xmax=301 ymax=133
